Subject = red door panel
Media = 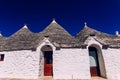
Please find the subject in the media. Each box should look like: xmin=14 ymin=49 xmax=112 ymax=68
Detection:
xmin=90 ymin=67 xmax=99 ymax=76
xmin=44 ymin=51 xmax=53 ymax=76
xmin=44 ymin=63 xmax=52 ymax=76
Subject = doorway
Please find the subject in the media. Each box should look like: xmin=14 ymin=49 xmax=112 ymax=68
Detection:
xmin=44 ymin=51 xmax=53 ymax=76
xmin=41 ymin=45 xmax=53 ymax=76
xmin=89 ymin=47 xmax=100 ymax=76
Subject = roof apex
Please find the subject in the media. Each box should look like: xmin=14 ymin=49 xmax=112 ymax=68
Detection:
xmin=51 ymin=18 xmax=57 ymax=23
xmin=0 ymin=32 xmax=2 ymax=36
xmin=84 ymin=22 xmax=88 ymax=28
xmin=43 ymin=19 xmax=71 ymax=36
xmin=23 ymin=24 xmax=28 ymax=29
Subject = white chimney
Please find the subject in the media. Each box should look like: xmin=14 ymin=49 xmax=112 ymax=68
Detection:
xmin=115 ymin=31 xmax=120 ymax=36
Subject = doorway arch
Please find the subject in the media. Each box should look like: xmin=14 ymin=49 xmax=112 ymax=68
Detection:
xmin=41 ymin=45 xmax=53 ymax=76
xmin=88 ymin=44 xmax=106 ymax=78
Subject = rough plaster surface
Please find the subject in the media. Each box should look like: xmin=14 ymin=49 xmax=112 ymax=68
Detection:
xmin=103 ymin=48 xmax=120 ymax=80
xmin=53 ymin=48 xmax=90 ymax=79
xmin=0 ymin=50 xmax=39 ymax=79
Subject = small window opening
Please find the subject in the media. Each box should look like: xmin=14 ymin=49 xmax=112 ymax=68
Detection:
xmin=90 ymin=33 xmax=96 ymax=36
xmin=44 ymin=35 xmax=49 ymax=38
xmin=102 ymin=45 xmax=108 ymax=49
xmin=0 ymin=54 xmax=4 ymax=61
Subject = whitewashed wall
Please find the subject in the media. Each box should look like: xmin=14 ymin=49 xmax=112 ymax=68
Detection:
xmin=0 ymin=50 xmax=39 ymax=79
xmin=86 ymin=36 xmax=120 ymax=79
xmin=103 ymin=48 xmax=120 ymax=80
xmin=53 ymin=48 xmax=91 ymax=79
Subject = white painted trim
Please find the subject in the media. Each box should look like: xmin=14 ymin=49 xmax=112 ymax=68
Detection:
xmin=36 ymin=38 xmax=56 ymax=52
xmin=85 ymin=36 xmax=103 ymax=49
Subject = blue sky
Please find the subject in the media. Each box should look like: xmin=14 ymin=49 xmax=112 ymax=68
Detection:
xmin=0 ymin=0 xmax=120 ymax=36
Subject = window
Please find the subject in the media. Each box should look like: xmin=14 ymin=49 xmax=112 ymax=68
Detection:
xmin=90 ymin=33 xmax=96 ymax=36
xmin=0 ymin=54 xmax=4 ymax=61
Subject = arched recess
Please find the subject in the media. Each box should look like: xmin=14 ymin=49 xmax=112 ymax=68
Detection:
xmin=41 ymin=45 xmax=53 ymax=76
xmin=88 ymin=44 xmax=106 ymax=78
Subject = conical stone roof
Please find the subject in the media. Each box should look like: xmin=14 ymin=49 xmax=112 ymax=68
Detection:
xmin=1 ymin=20 xmax=81 ymax=51
xmin=4 ymin=25 xmax=40 ymax=51
xmin=75 ymin=23 xmax=120 ymax=48
xmin=42 ymin=20 xmax=71 ymax=37
xmin=41 ymin=20 xmax=81 ymax=47
xmin=0 ymin=21 xmax=120 ymax=51
xmin=0 ymin=34 xmax=8 ymax=51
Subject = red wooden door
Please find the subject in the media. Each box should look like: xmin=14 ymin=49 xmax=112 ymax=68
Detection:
xmin=90 ymin=66 xmax=100 ymax=76
xmin=89 ymin=47 xmax=100 ymax=76
xmin=44 ymin=51 xmax=53 ymax=76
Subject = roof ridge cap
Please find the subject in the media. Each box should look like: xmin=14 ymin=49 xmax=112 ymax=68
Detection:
xmin=51 ymin=18 xmax=57 ymax=23
xmin=23 ymin=24 xmax=28 ymax=29
xmin=9 ymin=24 xmax=36 ymax=37
xmin=0 ymin=32 xmax=8 ymax=38
xmin=84 ymin=22 xmax=88 ymax=28
xmin=20 ymin=24 xmax=35 ymax=33
xmin=0 ymin=32 xmax=2 ymax=37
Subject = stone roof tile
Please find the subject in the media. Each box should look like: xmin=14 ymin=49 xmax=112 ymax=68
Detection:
xmin=75 ymin=24 xmax=120 ymax=48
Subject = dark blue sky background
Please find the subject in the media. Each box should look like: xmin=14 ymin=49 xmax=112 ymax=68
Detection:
xmin=0 ymin=0 xmax=120 ymax=36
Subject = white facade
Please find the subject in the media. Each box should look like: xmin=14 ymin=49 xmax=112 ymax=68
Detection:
xmin=0 ymin=50 xmax=39 ymax=79
xmin=53 ymin=48 xmax=90 ymax=79
xmin=103 ymin=48 xmax=120 ymax=80
xmin=0 ymin=37 xmax=120 ymax=80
